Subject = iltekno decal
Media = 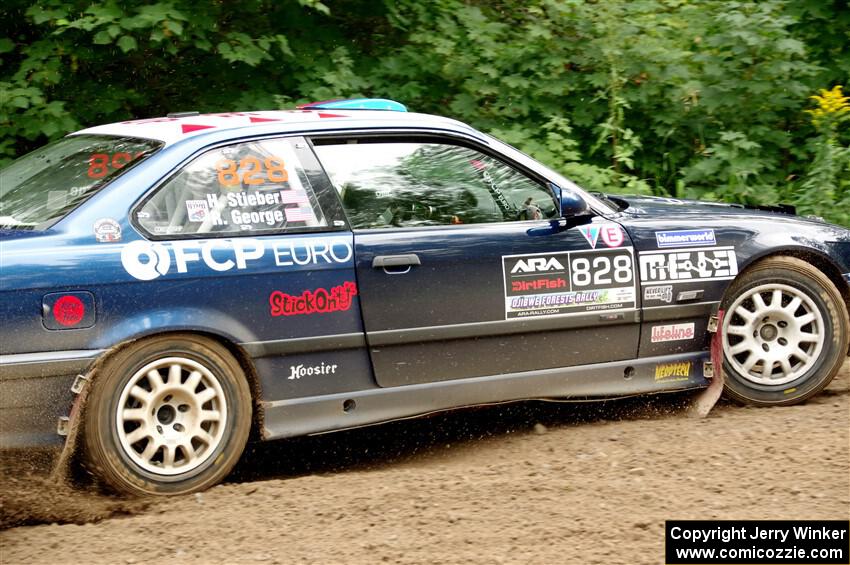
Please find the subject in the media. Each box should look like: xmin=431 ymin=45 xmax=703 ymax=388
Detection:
xmin=270 ymin=282 xmax=358 ymax=316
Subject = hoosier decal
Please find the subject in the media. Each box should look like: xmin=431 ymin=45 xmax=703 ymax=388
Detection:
xmin=639 ymin=246 xmax=738 ymax=285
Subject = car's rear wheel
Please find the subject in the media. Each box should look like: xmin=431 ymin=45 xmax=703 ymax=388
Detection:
xmin=83 ymin=334 xmax=252 ymax=496
xmin=721 ymin=256 xmax=849 ymax=406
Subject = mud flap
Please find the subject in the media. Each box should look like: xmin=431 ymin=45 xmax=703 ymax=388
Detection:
xmin=688 ymin=309 xmax=725 ymax=418
xmin=49 ymin=372 xmax=93 ymax=484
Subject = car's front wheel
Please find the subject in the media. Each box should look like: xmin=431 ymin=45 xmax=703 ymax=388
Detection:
xmin=721 ymin=256 xmax=849 ymax=406
xmin=83 ymin=334 xmax=252 ymax=496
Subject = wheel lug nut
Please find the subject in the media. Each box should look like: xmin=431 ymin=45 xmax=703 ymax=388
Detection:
xmin=778 ymin=338 xmax=788 ymax=346
xmin=156 ymin=425 xmax=163 ymax=434
xmin=163 ymin=394 xmax=172 ymax=402
xmin=762 ymin=344 xmax=770 ymax=352
xmin=178 ymin=404 xmax=190 ymax=412
xmin=174 ymin=423 xmax=184 ymax=432
xmin=778 ymin=321 xmax=787 ymax=328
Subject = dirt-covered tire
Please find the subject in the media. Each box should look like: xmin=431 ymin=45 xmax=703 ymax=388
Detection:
xmin=720 ymin=256 xmax=849 ymax=406
xmin=83 ymin=334 xmax=252 ymax=496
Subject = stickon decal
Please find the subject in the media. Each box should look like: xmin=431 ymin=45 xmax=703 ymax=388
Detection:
xmin=269 ymin=282 xmax=358 ymax=316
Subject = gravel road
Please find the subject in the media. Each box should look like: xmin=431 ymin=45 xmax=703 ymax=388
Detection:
xmin=2 ymin=362 xmax=848 ymax=565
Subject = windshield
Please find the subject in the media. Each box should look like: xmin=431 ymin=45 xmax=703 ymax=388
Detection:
xmin=0 ymin=135 xmax=162 ymax=229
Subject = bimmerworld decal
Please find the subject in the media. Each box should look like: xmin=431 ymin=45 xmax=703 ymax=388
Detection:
xmin=120 ymin=238 xmax=353 ymax=281
xmin=655 ymin=229 xmax=716 ymax=248
xmin=502 ymin=248 xmax=636 ymax=319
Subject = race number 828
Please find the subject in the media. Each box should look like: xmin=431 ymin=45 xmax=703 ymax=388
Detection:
xmin=571 ymin=253 xmax=633 ymax=288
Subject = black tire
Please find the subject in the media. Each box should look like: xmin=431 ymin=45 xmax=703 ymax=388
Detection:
xmin=720 ymin=256 xmax=849 ymax=406
xmin=83 ymin=334 xmax=252 ymax=496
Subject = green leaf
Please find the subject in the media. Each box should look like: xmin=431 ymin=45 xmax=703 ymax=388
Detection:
xmin=116 ymin=36 xmax=137 ymax=53
xmin=93 ymin=31 xmax=112 ymax=45
xmin=0 ymin=38 xmax=14 ymax=54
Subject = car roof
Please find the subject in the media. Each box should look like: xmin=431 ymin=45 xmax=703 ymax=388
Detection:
xmin=71 ymin=110 xmax=485 ymax=146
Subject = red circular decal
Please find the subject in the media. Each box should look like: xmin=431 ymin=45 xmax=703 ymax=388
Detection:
xmin=53 ymin=295 xmax=85 ymax=327
xmin=601 ymin=224 xmax=624 ymax=247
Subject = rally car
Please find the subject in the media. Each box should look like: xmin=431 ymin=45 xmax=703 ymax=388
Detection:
xmin=1 ymin=99 xmax=849 ymax=496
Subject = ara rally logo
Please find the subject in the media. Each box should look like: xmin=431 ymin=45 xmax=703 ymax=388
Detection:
xmin=510 ymin=257 xmax=565 ymax=274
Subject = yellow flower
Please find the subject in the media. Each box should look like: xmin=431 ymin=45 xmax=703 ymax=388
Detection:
xmin=807 ymin=85 xmax=850 ymax=125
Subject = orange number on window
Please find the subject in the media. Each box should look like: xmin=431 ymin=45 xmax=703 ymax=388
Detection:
xmin=88 ymin=154 xmax=110 ymax=179
xmin=112 ymin=152 xmax=131 ymax=169
xmin=240 ymin=156 xmax=264 ymax=185
xmin=216 ymin=159 xmax=240 ymax=186
xmin=265 ymin=157 xmax=289 ymax=183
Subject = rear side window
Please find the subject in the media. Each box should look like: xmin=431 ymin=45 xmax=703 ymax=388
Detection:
xmin=136 ymin=138 xmax=327 ymax=238
xmin=312 ymin=140 xmax=556 ymax=229
xmin=0 ymin=135 xmax=161 ymax=229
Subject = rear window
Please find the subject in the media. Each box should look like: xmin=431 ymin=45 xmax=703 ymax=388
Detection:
xmin=0 ymin=134 xmax=162 ymax=229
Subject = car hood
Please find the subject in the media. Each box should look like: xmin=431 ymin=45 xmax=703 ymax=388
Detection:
xmin=605 ymin=194 xmax=808 ymax=220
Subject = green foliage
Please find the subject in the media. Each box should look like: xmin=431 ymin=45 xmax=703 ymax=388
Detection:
xmin=1 ymin=0 xmax=848 ymax=225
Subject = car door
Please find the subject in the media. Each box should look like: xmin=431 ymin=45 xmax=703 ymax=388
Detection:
xmin=311 ymin=135 xmax=640 ymax=387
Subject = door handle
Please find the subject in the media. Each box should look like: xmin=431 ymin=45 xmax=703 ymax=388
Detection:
xmin=372 ymin=254 xmax=421 ymax=271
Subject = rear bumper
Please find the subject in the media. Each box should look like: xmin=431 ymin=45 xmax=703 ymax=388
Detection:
xmin=0 ymin=350 xmax=102 ymax=448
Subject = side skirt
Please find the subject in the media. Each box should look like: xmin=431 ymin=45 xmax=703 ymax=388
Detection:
xmin=261 ymin=352 xmax=709 ymax=440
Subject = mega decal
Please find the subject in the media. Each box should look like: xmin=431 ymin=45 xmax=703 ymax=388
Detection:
xmin=502 ymin=248 xmax=636 ymax=319
xmin=650 ymin=323 xmax=695 ymax=343
xmin=578 ymin=225 xmax=600 ymax=248
xmin=93 ymin=218 xmax=122 ymax=243
xmin=120 ymin=238 xmax=353 ymax=281
xmin=288 ymin=362 xmax=338 ymax=380
xmin=269 ymin=282 xmax=358 ymax=316
xmin=600 ymin=224 xmax=624 ymax=248
xmin=644 ymin=285 xmax=673 ymax=304
xmin=654 ymin=361 xmax=691 ymax=381
xmin=655 ymin=229 xmax=716 ymax=248
xmin=639 ymin=246 xmax=738 ymax=285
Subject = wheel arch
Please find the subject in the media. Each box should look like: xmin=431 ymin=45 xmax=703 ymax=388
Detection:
xmin=87 ymin=329 xmax=264 ymax=439
xmin=730 ymin=246 xmax=850 ymax=355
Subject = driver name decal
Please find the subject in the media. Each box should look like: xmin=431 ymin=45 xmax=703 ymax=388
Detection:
xmin=502 ymin=248 xmax=636 ymax=319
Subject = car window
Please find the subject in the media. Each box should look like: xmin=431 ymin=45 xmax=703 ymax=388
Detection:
xmin=312 ymin=141 xmax=556 ymax=229
xmin=136 ymin=138 xmax=327 ymax=238
xmin=0 ymin=135 xmax=161 ymax=229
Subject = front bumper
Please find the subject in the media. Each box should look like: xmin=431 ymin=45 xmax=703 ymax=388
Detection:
xmin=0 ymin=350 xmax=102 ymax=448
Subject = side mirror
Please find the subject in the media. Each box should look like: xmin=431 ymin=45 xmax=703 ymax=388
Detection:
xmin=553 ymin=184 xmax=588 ymax=217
